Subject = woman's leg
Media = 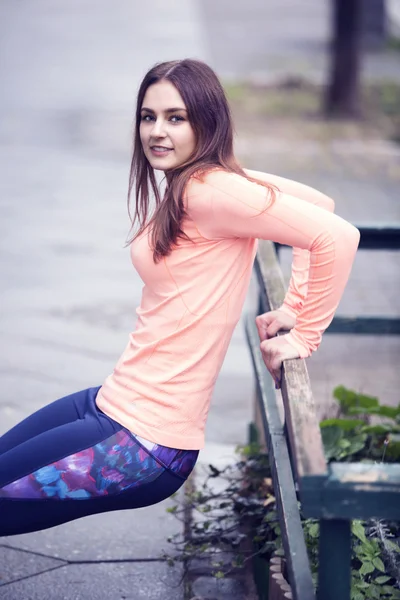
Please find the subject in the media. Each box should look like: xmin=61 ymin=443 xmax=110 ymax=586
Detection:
xmin=0 ymin=386 xmax=102 ymax=455
xmin=0 ymin=394 xmax=198 ymax=537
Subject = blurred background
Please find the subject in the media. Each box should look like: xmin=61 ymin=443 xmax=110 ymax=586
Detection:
xmin=0 ymin=0 xmax=399 ymax=435
xmin=0 ymin=1 xmax=399 ymax=597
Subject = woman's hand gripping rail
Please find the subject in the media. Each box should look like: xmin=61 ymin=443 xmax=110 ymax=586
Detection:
xmin=245 ymin=169 xmax=337 ymax=387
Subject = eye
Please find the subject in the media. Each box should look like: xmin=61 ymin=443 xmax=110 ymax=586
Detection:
xmin=140 ymin=114 xmax=154 ymax=122
xmin=170 ymin=115 xmax=185 ymax=123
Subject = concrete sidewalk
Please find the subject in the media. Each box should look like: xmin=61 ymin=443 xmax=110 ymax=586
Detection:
xmin=0 ymin=2 xmax=208 ymax=598
xmin=0 ymin=1 xmax=399 ymax=599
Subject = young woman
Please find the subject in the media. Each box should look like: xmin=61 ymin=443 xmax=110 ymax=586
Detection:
xmin=0 ymin=59 xmax=360 ymax=537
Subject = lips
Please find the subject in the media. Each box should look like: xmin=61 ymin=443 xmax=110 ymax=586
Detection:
xmin=150 ymin=146 xmax=174 ymax=158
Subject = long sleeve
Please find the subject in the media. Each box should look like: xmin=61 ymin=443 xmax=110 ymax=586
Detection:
xmin=191 ymin=170 xmax=360 ymax=358
xmin=244 ymin=169 xmax=335 ymax=319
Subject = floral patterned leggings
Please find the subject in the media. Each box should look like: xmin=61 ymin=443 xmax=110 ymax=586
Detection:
xmin=0 ymin=386 xmax=199 ymax=537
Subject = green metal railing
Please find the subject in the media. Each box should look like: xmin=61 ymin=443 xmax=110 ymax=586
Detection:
xmin=245 ymin=225 xmax=400 ymax=600
xmin=275 ymin=224 xmax=400 ymax=335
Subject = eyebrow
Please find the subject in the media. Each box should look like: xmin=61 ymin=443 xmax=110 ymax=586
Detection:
xmin=140 ymin=107 xmax=187 ymax=114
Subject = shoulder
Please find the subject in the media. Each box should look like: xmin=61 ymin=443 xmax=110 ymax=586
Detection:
xmin=183 ymin=168 xmax=229 ymax=208
xmin=185 ymin=167 xmax=229 ymax=195
xmin=185 ymin=167 xmax=273 ymax=228
xmin=185 ymin=168 xmax=265 ymax=200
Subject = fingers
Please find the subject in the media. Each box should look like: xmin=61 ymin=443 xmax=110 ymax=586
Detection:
xmin=260 ymin=340 xmax=283 ymax=388
xmin=255 ymin=314 xmax=272 ymax=341
xmin=255 ymin=316 xmax=264 ymax=341
xmin=266 ymin=319 xmax=282 ymax=339
xmin=256 ymin=314 xmax=280 ymax=342
xmin=259 ymin=337 xmax=300 ymax=390
xmin=256 ymin=310 xmax=293 ymax=343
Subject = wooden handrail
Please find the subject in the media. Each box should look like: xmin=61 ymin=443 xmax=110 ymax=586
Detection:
xmin=254 ymin=241 xmax=327 ymax=481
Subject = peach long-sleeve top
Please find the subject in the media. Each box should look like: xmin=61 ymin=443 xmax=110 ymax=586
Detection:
xmin=96 ymin=168 xmax=360 ymax=450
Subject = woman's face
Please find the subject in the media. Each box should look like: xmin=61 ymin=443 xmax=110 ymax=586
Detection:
xmin=139 ymin=80 xmax=196 ymax=173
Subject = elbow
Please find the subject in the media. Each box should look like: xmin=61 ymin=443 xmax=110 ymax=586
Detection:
xmin=311 ymin=220 xmax=360 ymax=261
xmin=333 ymin=222 xmax=360 ymax=271
xmin=334 ymin=217 xmax=360 ymax=256
xmin=325 ymin=196 xmax=335 ymax=213
xmin=316 ymin=192 xmax=335 ymax=214
xmin=347 ymin=223 xmax=361 ymax=255
xmin=334 ymin=221 xmax=360 ymax=262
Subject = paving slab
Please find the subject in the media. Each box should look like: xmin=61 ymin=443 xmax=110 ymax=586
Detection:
xmin=0 ymin=545 xmax=66 ymax=587
xmin=207 ymin=372 xmax=254 ymax=445
xmin=0 ymin=561 xmax=183 ymax=600
xmin=192 ymin=575 xmax=247 ymax=599
xmin=0 ymin=494 xmax=185 ymax=563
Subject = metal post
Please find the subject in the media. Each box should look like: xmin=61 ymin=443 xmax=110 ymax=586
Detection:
xmin=317 ymin=519 xmax=351 ymax=600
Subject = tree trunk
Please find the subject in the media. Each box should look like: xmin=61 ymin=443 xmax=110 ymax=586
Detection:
xmin=361 ymin=0 xmax=387 ymax=50
xmin=324 ymin=0 xmax=362 ymax=118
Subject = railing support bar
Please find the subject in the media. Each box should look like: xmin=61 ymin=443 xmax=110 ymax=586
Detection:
xmin=317 ymin=519 xmax=351 ymax=600
xmin=246 ymin=316 xmax=316 ymax=600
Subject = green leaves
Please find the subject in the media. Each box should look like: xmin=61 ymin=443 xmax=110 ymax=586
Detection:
xmin=359 ymin=561 xmax=375 ymax=576
xmin=362 ymin=425 xmax=400 ymax=435
xmin=214 ymin=570 xmax=225 ymax=579
xmin=374 ymin=575 xmax=391 ymax=584
xmin=348 ymin=516 xmax=400 ymax=598
xmin=320 ymin=424 xmax=367 ymax=461
xmin=384 ymin=434 xmax=400 ymax=461
xmin=371 ymin=557 xmax=385 ymax=573
xmin=352 ymin=520 xmax=368 ymax=543
xmin=383 ymin=539 xmax=400 ymax=554
xmin=333 ymin=386 xmax=379 ymax=414
xmin=348 ymin=406 xmax=400 ymax=420
xmin=321 ymin=386 xmax=400 ymax=463
xmin=307 ymin=522 xmax=319 ymax=539
xmin=321 ymin=418 xmax=366 ymax=431
xmin=166 ymin=505 xmax=178 ymax=514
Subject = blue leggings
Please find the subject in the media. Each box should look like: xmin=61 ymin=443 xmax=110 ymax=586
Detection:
xmin=0 ymin=387 xmax=199 ymax=537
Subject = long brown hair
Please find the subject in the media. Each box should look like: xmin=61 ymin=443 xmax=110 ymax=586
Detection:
xmin=127 ymin=58 xmax=277 ymax=261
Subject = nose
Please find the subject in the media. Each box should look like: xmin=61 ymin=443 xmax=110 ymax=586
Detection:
xmin=150 ymin=118 xmax=167 ymax=138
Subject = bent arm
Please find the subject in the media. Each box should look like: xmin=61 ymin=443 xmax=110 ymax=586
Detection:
xmin=244 ymin=169 xmax=335 ymax=318
xmin=198 ymin=171 xmax=359 ymax=358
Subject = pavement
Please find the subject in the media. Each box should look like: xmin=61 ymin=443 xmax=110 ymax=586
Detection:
xmin=0 ymin=1 xmax=399 ymax=599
